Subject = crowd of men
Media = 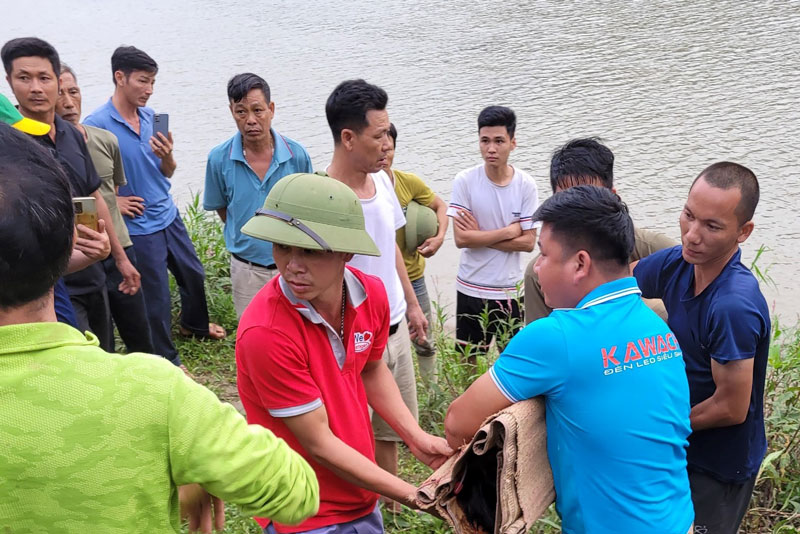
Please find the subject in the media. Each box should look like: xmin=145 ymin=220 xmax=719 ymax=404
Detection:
xmin=0 ymin=36 xmax=770 ymax=534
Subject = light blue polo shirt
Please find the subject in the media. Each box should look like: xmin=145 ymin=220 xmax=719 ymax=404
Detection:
xmin=490 ymin=277 xmax=693 ymax=534
xmin=203 ymin=129 xmax=312 ymax=265
xmin=84 ymin=99 xmax=178 ymax=236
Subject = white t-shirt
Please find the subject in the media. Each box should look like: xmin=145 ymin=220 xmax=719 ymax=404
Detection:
xmin=347 ymin=170 xmax=407 ymax=324
xmin=447 ymin=164 xmax=539 ymax=300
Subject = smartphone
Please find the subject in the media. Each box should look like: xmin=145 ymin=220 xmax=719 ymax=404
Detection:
xmin=73 ymin=196 xmax=98 ymax=231
xmin=153 ymin=113 xmax=169 ymax=140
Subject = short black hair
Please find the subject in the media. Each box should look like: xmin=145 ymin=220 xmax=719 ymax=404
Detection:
xmin=477 ymin=105 xmax=516 ymax=138
xmin=534 ymin=185 xmax=634 ymax=270
xmin=693 ymin=162 xmax=760 ymax=224
xmin=1 ymin=37 xmax=60 ymax=76
xmin=227 ymin=72 xmax=270 ymax=103
xmin=388 ymin=123 xmax=398 ymax=148
xmin=0 ymin=123 xmax=74 ymax=309
xmin=550 ymin=137 xmax=614 ymax=193
xmin=325 ymin=79 xmax=388 ymax=144
xmin=111 ymin=46 xmax=158 ymax=86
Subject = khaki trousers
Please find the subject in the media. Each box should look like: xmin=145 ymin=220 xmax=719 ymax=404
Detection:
xmin=230 ymin=255 xmax=278 ymax=318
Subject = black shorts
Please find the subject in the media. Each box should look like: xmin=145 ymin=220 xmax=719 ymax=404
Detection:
xmin=689 ymin=469 xmax=757 ymax=534
xmin=456 ymin=291 xmax=523 ymax=353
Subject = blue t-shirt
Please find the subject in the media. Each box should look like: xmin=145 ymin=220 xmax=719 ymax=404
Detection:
xmin=203 ymin=130 xmax=312 ymax=265
xmin=84 ymin=99 xmax=178 ymax=236
xmin=54 ymin=278 xmax=79 ymax=328
xmin=491 ymin=277 xmax=693 ymax=534
xmin=634 ymin=245 xmax=770 ymax=482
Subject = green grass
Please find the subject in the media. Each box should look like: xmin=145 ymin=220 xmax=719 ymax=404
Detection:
xmin=172 ymin=199 xmax=800 ymax=533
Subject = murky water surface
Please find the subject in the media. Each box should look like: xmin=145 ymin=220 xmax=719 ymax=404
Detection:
xmin=4 ymin=1 xmax=799 ymax=320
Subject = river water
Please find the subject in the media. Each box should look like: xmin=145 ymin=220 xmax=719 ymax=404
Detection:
xmin=3 ymin=1 xmax=799 ymax=321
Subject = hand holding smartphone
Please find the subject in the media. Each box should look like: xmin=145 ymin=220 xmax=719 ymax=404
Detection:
xmin=153 ymin=113 xmax=169 ymax=139
xmin=73 ymin=196 xmax=98 ymax=231
xmin=150 ymin=113 xmax=174 ymax=164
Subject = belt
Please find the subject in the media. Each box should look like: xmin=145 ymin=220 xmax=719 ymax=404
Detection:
xmin=232 ymin=253 xmax=276 ymax=270
xmin=389 ymin=322 xmax=400 ymax=336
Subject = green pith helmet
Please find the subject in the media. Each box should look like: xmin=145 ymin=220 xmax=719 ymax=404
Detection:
xmin=241 ymin=172 xmax=380 ymax=256
xmin=404 ymin=200 xmax=439 ymax=254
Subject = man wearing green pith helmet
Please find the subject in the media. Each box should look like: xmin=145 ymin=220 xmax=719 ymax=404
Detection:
xmin=235 ymin=172 xmax=452 ymax=533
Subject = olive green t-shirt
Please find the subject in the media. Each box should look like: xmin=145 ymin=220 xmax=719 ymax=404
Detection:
xmin=84 ymin=125 xmax=132 ymax=248
xmin=392 ymin=169 xmax=436 ymax=282
xmin=0 ymin=322 xmax=319 ymax=532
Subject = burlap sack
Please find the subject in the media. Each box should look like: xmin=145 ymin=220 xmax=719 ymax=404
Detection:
xmin=416 ymin=398 xmax=554 ymax=534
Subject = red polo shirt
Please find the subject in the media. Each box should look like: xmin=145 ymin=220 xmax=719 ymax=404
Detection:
xmin=236 ymin=266 xmax=390 ymax=533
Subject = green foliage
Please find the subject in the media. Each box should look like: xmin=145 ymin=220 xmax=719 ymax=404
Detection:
xmin=173 ymin=197 xmax=800 ymax=533
xmin=172 ymin=193 xmax=237 ymax=331
xmin=744 ymin=319 xmax=800 ymax=532
xmin=750 ymin=244 xmax=776 ymax=289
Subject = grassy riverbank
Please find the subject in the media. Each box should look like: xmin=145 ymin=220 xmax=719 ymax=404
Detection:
xmin=174 ymin=199 xmax=800 ymax=533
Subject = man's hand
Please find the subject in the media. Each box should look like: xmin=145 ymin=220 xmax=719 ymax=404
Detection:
xmin=74 ymin=220 xmax=111 ymax=261
xmin=407 ymin=432 xmax=454 ymax=470
xmin=117 ymin=195 xmax=145 ymax=217
xmin=406 ymin=304 xmax=429 ymax=344
xmin=151 ymin=131 xmax=177 ymax=177
xmin=453 ymin=209 xmax=480 ymax=232
xmin=417 ymin=235 xmax=444 ymax=258
xmin=116 ymin=257 xmax=141 ymax=295
xmin=179 ymin=483 xmax=225 ymax=534
xmin=150 ymin=131 xmax=174 ymax=159
xmin=506 ymin=221 xmax=523 ymax=238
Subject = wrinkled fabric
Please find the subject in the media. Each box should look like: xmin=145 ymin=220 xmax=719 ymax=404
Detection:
xmin=416 ymin=398 xmax=553 ymax=534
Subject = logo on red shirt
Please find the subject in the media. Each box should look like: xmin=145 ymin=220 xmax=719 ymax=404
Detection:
xmin=354 ymin=331 xmax=373 ymax=353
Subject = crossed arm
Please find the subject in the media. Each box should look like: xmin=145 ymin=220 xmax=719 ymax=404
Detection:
xmin=452 ymin=209 xmax=535 ymax=252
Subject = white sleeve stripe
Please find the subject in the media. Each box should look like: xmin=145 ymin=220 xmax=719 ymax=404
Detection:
xmin=268 ymin=398 xmax=323 ymax=418
xmin=489 ymin=367 xmax=519 ymax=403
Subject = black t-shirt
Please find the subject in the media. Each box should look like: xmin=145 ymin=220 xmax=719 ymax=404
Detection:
xmin=36 ymin=115 xmax=105 ymax=295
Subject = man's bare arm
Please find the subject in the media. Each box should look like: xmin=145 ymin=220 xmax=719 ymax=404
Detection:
xmin=396 ymin=243 xmax=428 ymax=343
xmin=690 ymin=358 xmax=754 ymax=430
xmin=282 ymin=406 xmax=418 ymax=507
xmin=68 ymin=220 xmax=111 ymax=273
xmin=150 ymin=132 xmax=176 ymax=178
xmin=362 ymin=359 xmax=452 ymax=468
xmin=91 ymin=190 xmax=140 ymax=295
xmin=490 ymin=228 xmax=537 ymax=253
xmin=445 ymin=372 xmax=513 ymax=449
xmin=417 ymin=195 xmax=449 ymax=257
xmin=452 ymin=210 xmax=521 ymax=249
xmin=216 ymin=208 xmax=227 ymax=224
